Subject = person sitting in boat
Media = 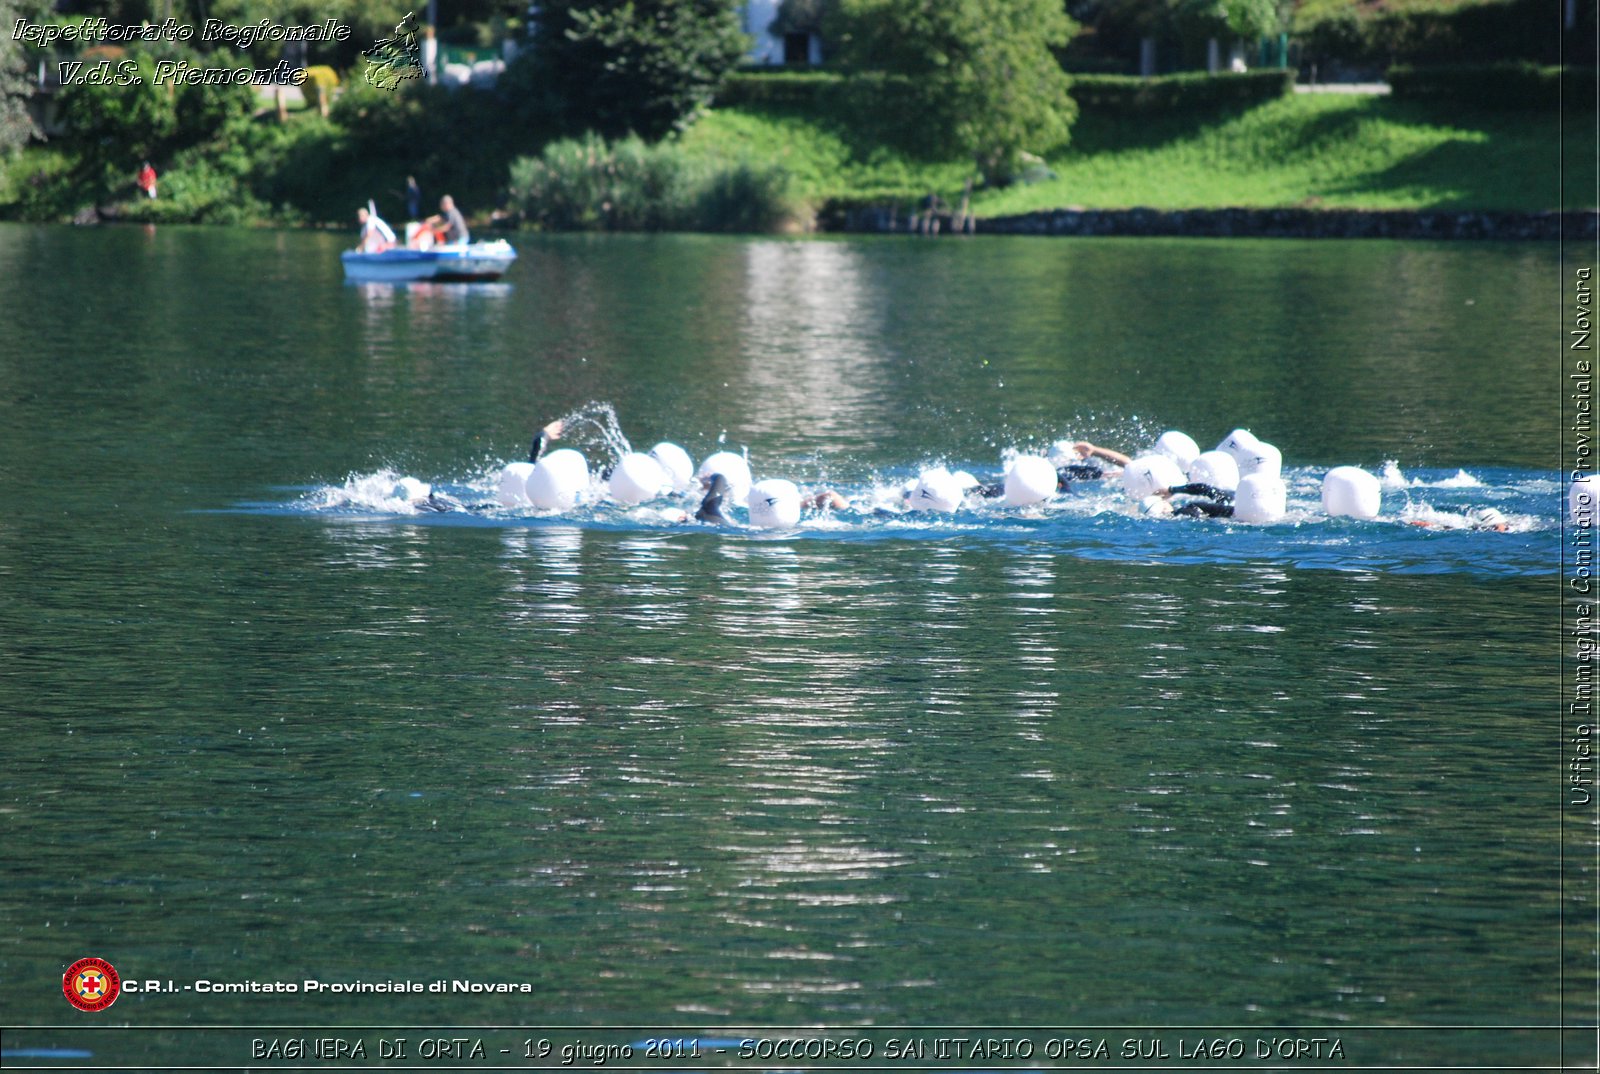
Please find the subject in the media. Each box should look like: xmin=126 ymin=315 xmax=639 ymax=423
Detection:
xmin=422 ymin=194 xmax=470 ymax=246
xmin=356 ymin=203 xmax=396 ymax=253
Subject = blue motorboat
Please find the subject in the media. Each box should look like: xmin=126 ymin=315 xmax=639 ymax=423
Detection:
xmin=341 ymin=240 xmax=517 ymax=283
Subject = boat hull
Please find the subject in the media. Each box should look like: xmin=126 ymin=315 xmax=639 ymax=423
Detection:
xmin=341 ymin=241 xmax=517 ymax=283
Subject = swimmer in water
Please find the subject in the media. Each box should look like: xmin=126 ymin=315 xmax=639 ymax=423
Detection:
xmin=1157 ymin=481 xmax=1235 ymax=519
xmin=1407 ymin=506 xmax=1510 ymax=532
xmin=528 ymin=419 xmax=564 ymax=464
xmin=682 ymin=475 xmax=842 ymax=526
xmin=1472 ymin=507 xmax=1510 ymax=531
xmin=419 ymin=418 xmax=570 ymax=514
xmin=696 ymin=473 xmax=733 ymax=524
xmin=973 ymin=440 xmax=1132 ymax=497
xmin=804 ymin=489 xmax=850 ymax=512
xmin=415 ymin=490 xmax=467 ymax=512
xmin=1061 ymin=441 xmax=1131 ymax=481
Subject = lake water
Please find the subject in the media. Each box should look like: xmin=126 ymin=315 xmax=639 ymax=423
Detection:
xmin=0 ymin=225 xmax=1587 ymax=1069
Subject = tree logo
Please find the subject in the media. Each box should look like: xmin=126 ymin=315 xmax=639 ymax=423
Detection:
xmin=63 ymin=957 xmax=120 ymax=1012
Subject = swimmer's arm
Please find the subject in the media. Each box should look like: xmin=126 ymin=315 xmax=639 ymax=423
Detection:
xmin=804 ymin=489 xmax=849 ymax=511
xmin=1162 ymin=482 xmax=1233 ymax=502
xmin=1074 ymin=442 xmax=1130 ymax=468
xmin=528 ymin=419 xmax=564 ymax=463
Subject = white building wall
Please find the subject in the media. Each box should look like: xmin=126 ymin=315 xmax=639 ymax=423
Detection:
xmin=743 ymin=0 xmax=784 ymax=65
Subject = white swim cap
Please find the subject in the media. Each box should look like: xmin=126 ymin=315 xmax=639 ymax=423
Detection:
xmin=497 ymin=461 xmax=535 ymax=507
xmin=1187 ymin=450 xmax=1240 ymax=493
xmin=747 ymin=478 xmax=802 ymax=529
xmin=697 ymin=451 xmax=752 ymax=505
xmin=1153 ymin=431 xmax=1200 ymax=469
xmin=648 ymin=442 xmax=694 ymax=492
xmin=525 ymin=448 xmax=589 ymax=510
xmin=1470 ymin=507 xmax=1508 ymax=530
xmin=608 ymin=452 xmax=667 ymax=504
xmin=911 ymin=467 xmax=964 ymax=513
xmin=1122 ymin=454 xmax=1185 ymax=500
xmin=1139 ymin=494 xmax=1174 ymax=518
xmin=1239 ymin=440 xmax=1282 ymax=479
xmin=1233 ymin=473 xmax=1287 ymax=524
xmin=1003 ymin=455 xmax=1058 ymax=507
xmin=1217 ymin=428 xmax=1262 ymax=465
xmin=1321 ymin=466 xmax=1381 ymax=520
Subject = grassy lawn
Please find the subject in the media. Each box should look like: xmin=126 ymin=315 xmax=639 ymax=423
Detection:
xmin=684 ymin=91 xmax=1596 ymax=216
xmin=8 ymin=82 xmax=1587 ymax=226
xmin=675 ymin=106 xmax=974 ymax=206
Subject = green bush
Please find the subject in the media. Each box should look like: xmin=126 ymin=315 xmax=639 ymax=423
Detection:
xmin=52 ymin=47 xmax=257 ymax=195
xmin=319 ymin=77 xmax=546 ymax=224
xmin=507 ymin=133 xmax=803 ymax=233
xmin=1068 ymin=70 xmax=1294 ymax=116
xmin=717 ymin=70 xmax=845 ymax=109
xmin=715 ymin=71 xmax=978 ymax=163
xmin=120 ymin=155 xmax=271 ymax=225
xmin=1295 ymin=0 xmax=1575 ymax=69
xmin=694 ymin=159 xmax=799 ymax=232
xmin=1388 ymin=62 xmax=1598 ymax=109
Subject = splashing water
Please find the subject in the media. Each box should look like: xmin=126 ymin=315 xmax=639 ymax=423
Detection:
xmin=269 ymin=405 xmax=1561 ymax=578
xmin=556 ymin=401 xmax=633 ymax=465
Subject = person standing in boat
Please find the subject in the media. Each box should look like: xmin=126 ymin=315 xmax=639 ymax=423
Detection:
xmin=423 ymin=194 xmax=470 ymax=246
xmin=356 ymin=203 xmax=396 ymax=252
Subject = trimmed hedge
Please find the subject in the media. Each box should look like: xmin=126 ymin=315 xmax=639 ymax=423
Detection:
xmin=1295 ymin=0 xmax=1583 ymax=69
xmin=1389 ymin=62 xmax=1599 ymax=109
xmin=717 ymin=70 xmax=844 ymax=109
xmin=714 ymin=71 xmax=941 ymax=158
xmin=719 ymin=68 xmax=1294 ymax=121
xmin=1067 ymin=70 xmax=1295 ymax=115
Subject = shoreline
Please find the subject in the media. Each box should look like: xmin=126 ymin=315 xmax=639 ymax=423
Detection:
xmin=40 ymin=204 xmax=1600 ymax=242
xmin=831 ymin=204 xmax=1600 ymax=241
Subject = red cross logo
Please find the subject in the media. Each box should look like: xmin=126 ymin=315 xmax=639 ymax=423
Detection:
xmin=63 ymin=957 xmax=120 ymax=1012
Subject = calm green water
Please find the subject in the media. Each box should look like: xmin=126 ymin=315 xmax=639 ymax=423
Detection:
xmin=0 ymin=225 xmax=1583 ymax=1067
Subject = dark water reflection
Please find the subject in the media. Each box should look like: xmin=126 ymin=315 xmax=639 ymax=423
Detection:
xmin=0 ymin=226 xmax=1572 ymax=1058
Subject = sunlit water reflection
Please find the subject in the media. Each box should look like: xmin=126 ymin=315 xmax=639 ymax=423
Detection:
xmin=0 ymin=227 xmax=1573 ymax=1063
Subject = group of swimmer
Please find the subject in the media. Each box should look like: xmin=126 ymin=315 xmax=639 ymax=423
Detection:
xmin=359 ymin=418 xmax=1524 ymax=533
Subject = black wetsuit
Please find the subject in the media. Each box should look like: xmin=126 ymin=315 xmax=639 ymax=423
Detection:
xmin=422 ymin=427 xmax=558 ymax=514
xmin=696 ymin=474 xmax=731 ymax=524
xmin=1058 ymin=462 xmax=1107 ymax=484
xmin=418 ymin=491 xmax=467 ymax=513
xmin=1166 ymin=483 xmax=1234 ymax=519
xmin=975 ymin=461 xmax=1109 ymax=498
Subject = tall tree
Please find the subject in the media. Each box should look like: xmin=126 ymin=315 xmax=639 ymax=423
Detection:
xmin=1172 ymin=0 xmax=1280 ymax=44
xmin=827 ymin=0 xmax=1079 ymax=183
xmin=528 ymin=0 xmax=749 ymax=141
